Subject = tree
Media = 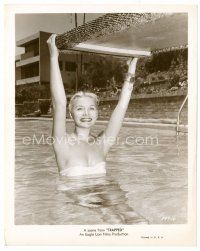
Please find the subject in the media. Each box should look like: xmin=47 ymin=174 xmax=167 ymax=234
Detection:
xmin=80 ymin=56 xmax=127 ymax=88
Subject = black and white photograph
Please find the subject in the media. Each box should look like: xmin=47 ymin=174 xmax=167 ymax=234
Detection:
xmin=4 ymin=3 xmax=197 ymax=246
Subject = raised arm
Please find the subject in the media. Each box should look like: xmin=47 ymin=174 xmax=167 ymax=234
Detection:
xmin=101 ymin=58 xmax=138 ymax=153
xmin=47 ymin=34 xmax=67 ymax=141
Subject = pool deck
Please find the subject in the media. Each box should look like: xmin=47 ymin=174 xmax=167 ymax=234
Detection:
xmin=15 ymin=117 xmax=188 ymax=133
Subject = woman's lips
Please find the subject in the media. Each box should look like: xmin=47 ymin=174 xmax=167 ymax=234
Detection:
xmin=80 ymin=118 xmax=92 ymax=122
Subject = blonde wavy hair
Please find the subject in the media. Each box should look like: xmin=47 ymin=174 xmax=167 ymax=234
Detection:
xmin=68 ymin=91 xmax=99 ymax=113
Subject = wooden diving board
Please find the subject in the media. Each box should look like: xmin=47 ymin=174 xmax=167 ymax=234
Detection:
xmin=72 ymin=43 xmax=151 ymax=57
xmin=56 ymin=13 xmax=188 ymax=57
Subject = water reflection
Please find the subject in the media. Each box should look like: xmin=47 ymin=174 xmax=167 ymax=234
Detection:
xmin=57 ymin=174 xmax=148 ymax=224
xmin=15 ymin=120 xmax=188 ymax=225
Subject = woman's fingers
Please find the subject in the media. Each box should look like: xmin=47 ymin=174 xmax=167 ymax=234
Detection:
xmin=128 ymin=58 xmax=138 ymax=75
xmin=126 ymin=58 xmax=132 ymax=65
xmin=47 ymin=34 xmax=59 ymax=57
xmin=126 ymin=58 xmax=138 ymax=66
xmin=129 ymin=58 xmax=138 ymax=65
xmin=51 ymin=34 xmax=57 ymax=44
xmin=47 ymin=34 xmax=57 ymax=45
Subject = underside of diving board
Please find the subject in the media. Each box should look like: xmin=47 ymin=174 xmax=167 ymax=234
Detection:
xmin=66 ymin=43 xmax=151 ymax=57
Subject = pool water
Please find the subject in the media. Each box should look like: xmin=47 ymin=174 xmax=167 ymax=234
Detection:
xmin=15 ymin=120 xmax=188 ymax=225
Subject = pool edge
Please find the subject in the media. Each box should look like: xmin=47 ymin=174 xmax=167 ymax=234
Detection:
xmin=15 ymin=117 xmax=188 ymax=133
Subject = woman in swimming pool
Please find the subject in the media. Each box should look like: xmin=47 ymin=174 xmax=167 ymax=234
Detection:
xmin=47 ymin=34 xmax=138 ymax=177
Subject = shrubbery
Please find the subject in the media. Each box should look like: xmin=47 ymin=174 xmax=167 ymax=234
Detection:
xmin=77 ymin=56 xmax=127 ymax=90
xmin=15 ymin=49 xmax=188 ymax=104
xmin=15 ymin=84 xmax=51 ymax=104
xmin=38 ymin=99 xmax=51 ymax=114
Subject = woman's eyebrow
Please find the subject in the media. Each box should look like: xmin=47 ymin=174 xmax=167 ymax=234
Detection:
xmin=74 ymin=105 xmax=84 ymax=108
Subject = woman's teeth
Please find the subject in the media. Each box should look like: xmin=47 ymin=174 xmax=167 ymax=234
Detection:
xmin=80 ymin=118 xmax=92 ymax=122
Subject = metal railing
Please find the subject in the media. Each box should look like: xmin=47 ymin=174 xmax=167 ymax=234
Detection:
xmin=176 ymin=94 xmax=188 ymax=135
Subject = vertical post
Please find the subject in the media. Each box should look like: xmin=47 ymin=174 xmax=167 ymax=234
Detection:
xmin=75 ymin=13 xmax=78 ymax=92
xmin=80 ymin=13 xmax=86 ymax=74
xmin=75 ymin=55 xmax=79 ymax=92
xmin=75 ymin=13 xmax=78 ymax=28
xmin=176 ymin=95 xmax=188 ymax=135
xmin=83 ymin=13 xmax=86 ymax=24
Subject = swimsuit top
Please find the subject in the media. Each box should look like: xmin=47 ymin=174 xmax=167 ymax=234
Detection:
xmin=60 ymin=162 xmax=106 ymax=177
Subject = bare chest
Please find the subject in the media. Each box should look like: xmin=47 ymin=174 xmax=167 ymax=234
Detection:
xmin=66 ymin=141 xmax=105 ymax=166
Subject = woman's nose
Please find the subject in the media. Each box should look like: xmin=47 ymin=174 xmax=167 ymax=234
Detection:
xmin=83 ymin=109 xmax=89 ymax=116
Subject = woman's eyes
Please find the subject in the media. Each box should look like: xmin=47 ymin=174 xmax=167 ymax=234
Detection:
xmin=76 ymin=107 xmax=84 ymax=111
xmin=76 ymin=107 xmax=96 ymax=111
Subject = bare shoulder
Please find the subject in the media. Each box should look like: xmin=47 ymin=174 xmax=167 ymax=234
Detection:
xmin=96 ymin=130 xmax=106 ymax=145
xmin=53 ymin=133 xmax=71 ymax=170
xmin=96 ymin=130 xmax=111 ymax=155
xmin=97 ymin=128 xmax=119 ymax=155
xmin=53 ymin=133 xmax=71 ymax=153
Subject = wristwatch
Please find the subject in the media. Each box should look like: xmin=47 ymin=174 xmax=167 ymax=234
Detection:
xmin=125 ymin=73 xmax=135 ymax=82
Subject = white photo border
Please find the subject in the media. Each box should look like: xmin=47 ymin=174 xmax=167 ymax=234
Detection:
xmin=4 ymin=3 xmax=197 ymax=246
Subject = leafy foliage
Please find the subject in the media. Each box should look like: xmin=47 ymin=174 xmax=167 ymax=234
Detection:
xmin=78 ymin=57 xmax=127 ymax=88
xmin=16 ymin=84 xmax=50 ymax=103
xmin=38 ymin=99 xmax=51 ymax=114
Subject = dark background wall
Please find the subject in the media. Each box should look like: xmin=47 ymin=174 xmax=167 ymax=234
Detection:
xmin=16 ymin=94 xmax=188 ymax=125
xmin=98 ymin=95 xmax=187 ymax=124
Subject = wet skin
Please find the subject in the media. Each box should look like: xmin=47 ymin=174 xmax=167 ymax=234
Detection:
xmin=59 ymin=96 xmax=106 ymax=169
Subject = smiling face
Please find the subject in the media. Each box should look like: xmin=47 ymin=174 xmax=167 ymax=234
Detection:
xmin=70 ymin=96 xmax=98 ymax=128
